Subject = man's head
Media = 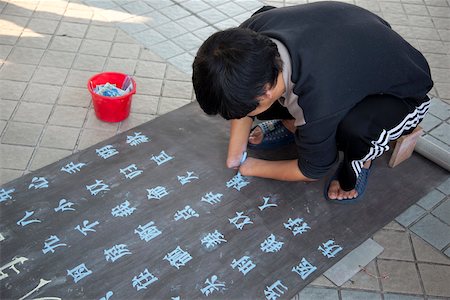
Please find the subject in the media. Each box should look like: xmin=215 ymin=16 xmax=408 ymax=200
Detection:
xmin=192 ymin=28 xmax=283 ymax=120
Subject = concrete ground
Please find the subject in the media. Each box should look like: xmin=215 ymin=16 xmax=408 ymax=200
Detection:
xmin=0 ymin=0 xmax=449 ymax=299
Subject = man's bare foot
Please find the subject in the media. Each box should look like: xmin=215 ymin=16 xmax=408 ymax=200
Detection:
xmin=327 ymin=160 xmax=372 ymax=200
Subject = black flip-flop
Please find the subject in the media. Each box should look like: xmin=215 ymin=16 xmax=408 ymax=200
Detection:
xmin=248 ymin=120 xmax=294 ymax=150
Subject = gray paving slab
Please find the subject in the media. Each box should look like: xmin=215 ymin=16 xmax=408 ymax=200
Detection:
xmin=395 ymin=204 xmax=427 ymax=227
xmin=431 ymin=198 xmax=450 ymax=225
xmin=340 ymin=290 xmax=382 ymax=300
xmin=416 ymin=189 xmax=447 ymax=210
xmin=410 ymin=214 xmax=450 ymax=250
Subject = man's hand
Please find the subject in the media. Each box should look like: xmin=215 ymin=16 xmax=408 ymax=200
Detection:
xmin=239 ymin=158 xmax=315 ymax=182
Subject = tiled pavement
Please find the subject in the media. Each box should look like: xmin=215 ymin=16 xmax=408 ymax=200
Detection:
xmin=0 ymin=0 xmax=449 ymax=299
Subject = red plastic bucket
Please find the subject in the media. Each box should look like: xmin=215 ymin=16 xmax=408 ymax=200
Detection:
xmin=87 ymin=72 xmax=136 ymax=122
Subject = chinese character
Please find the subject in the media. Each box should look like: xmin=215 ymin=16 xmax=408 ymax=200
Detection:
xmin=258 ymin=196 xmax=277 ymax=211
xmin=164 ymin=246 xmax=192 ymax=269
xmin=260 ymin=234 xmax=284 ymax=253
xmin=120 ymin=164 xmax=143 ymax=179
xmin=104 ymin=244 xmax=132 ymax=262
xmin=17 ymin=211 xmax=41 ymax=226
xmin=0 ymin=256 xmax=28 ymax=280
xmin=96 ymin=145 xmax=118 ymax=159
xmin=201 ymin=230 xmax=227 ymax=249
xmin=201 ymin=192 xmax=223 ymax=205
xmin=230 ymin=256 xmax=256 ymax=276
xmin=200 ymin=275 xmax=226 ymax=296
xmin=0 ymin=188 xmax=14 ymax=203
xmin=151 ymin=150 xmax=173 ymax=165
xmin=54 ymin=199 xmax=75 ymax=212
xmin=135 ymin=221 xmax=162 ymax=242
xmin=61 ymin=162 xmax=86 ymax=174
xmin=18 ymin=278 xmax=56 ymax=300
xmin=28 ymin=177 xmax=48 ymax=189
xmin=174 ymin=205 xmax=199 ymax=221
xmin=42 ymin=235 xmax=67 ymax=254
xmin=292 ymin=257 xmax=317 ymax=280
xmin=67 ymin=263 xmax=92 ymax=283
xmin=177 ymin=171 xmax=199 ymax=185
xmin=147 ymin=186 xmax=169 ymax=200
xmin=75 ymin=220 xmax=99 ymax=236
xmin=318 ymin=240 xmax=343 ymax=258
xmin=132 ymin=268 xmax=158 ymax=291
xmin=226 ymin=173 xmax=249 ymax=191
xmin=284 ymin=218 xmax=310 ymax=236
xmin=229 ymin=211 xmax=252 ymax=230
xmin=264 ymin=280 xmax=288 ymax=300
xmin=86 ymin=179 xmax=110 ymax=196
xmin=127 ymin=132 xmax=149 ymax=146
xmin=100 ymin=291 xmax=113 ymax=300
xmin=111 ymin=200 xmax=136 ymax=217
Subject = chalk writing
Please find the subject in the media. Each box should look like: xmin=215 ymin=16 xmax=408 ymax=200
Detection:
xmin=292 ymin=257 xmax=317 ymax=280
xmin=120 ymin=164 xmax=143 ymax=179
xmin=54 ymin=199 xmax=75 ymax=212
xmin=132 ymin=268 xmax=158 ymax=291
xmin=229 ymin=211 xmax=252 ymax=230
xmin=99 ymin=291 xmax=113 ymax=300
xmin=147 ymin=186 xmax=169 ymax=200
xmin=0 ymin=256 xmax=28 ymax=281
xmin=96 ymin=145 xmax=118 ymax=159
xmin=230 ymin=256 xmax=256 ymax=276
xmin=17 ymin=210 xmax=41 ymax=226
xmin=0 ymin=188 xmax=14 ymax=203
xmin=200 ymin=275 xmax=226 ymax=296
xmin=105 ymin=244 xmax=132 ymax=262
xmin=75 ymin=220 xmax=99 ymax=236
xmin=260 ymin=234 xmax=284 ymax=253
xmin=177 ymin=171 xmax=199 ymax=185
xmin=86 ymin=179 xmax=110 ymax=196
xmin=201 ymin=192 xmax=223 ymax=205
xmin=111 ymin=200 xmax=136 ymax=217
xmin=28 ymin=177 xmax=48 ymax=189
xmin=318 ymin=240 xmax=343 ymax=258
xmin=258 ymin=196 xmax=277 ymax=211
xmin=18 ymin=278 xmax=59 ymax=300
xmin=201 ymin=230 xmax=226 ymax=249
xmin=127 ymin=132 xmax=149 ymax=146
xmin=67 ymin=263 xmax=92 ymax=283
xmin=135 ymin=221 xmax=161 ymax=242
xmin=61 ymin=162 xmax=86 ymax=174
xmin=264 ymin=280 xmax=288 ymax=300
xmin=164 ymin=246 xmax=192 ymax=269
xmin=42 ymin=235 xmax=67 ymax=254
xmin=226 ymin=173 xmax=249 ymax=191
xmin=174 ymin=205 xmax=199 ymax=221
xmin=151 ymin=150 xmax=173 ymax=165
xmin=284 ymin=218 xmax=310 ymax=236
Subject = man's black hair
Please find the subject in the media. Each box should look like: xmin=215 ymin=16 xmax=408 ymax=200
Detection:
xmin=192 ymin=28 xmax=282 ymax=120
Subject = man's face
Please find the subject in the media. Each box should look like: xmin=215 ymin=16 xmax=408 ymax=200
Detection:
xmin=247 ymin=72 xmax=285 ymax=117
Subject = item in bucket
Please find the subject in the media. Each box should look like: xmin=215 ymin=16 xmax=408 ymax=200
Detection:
xmin=93 ymin=76 xmax=134 ymax=97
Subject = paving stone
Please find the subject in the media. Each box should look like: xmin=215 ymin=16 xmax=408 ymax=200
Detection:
xmin=0 ymin=63 xmax=36 ymax=81
xmin=377 ymin=260 xmax=422 ymax=294
xmin=215 ymin=18 xmax=241 ymax=30
xmin=428 ymin=5 xmax=450 ymax=17
xmin=0 ymin=120 xmax=6 ymax=134
xmin=135 ymin=60 xmax=166 ymax=79
xmin=175 ymin=15 xmax=208 ymax=31
xmin=0 ymin=44 xmax=12 ymax=61
xmin=160 ymin=4 xmax=190 ymax=20
xmin=432 ymin=198 xmax=450 ymax=225
xmin=324 ymin=239 xmax=384 ymax=286
xmin=429 ymin=122 xmax=450 ymax=144
xmin=115 ymin=29 xmax=139 ymax=43
xmin=49 ymin=105 xmax=88 ymax=127
xmin=420 ymin=113 xmax=443 ymax=131
xmin=380 ymin=1 xmax=405 ymax=14
xmin=193 ymin=25 xmax=219 ymax=41
xmin=180 ymin=0 xmax=211 ymax=13
xmin=0 ymin=169 xmax=24 ymax=185
xmin=130 ymin=94 xmax=159 ymax=115
xmin=158 ymin=97 xmax=191 ymax=114
xmin=143 ymin=10 xmax=171 ymax=27
xmin=118 ymin=21 xmax=149 ymax=35
xmin=425 ymin=53 xmax=450 ymax=68
xmin=0 ymin=144 xmax=34 ymax=169
xmin=172 ymin=32 xmax=203 ymax=50
xmin=32 ymin=66 xmax=68 ymax=86
xmin=33 ymin=6 xmax=65 ymax=20
xmin=418 ymin=40 xmax=448 ymax=54
xmin=445 ymin=247 xmax=450 ymax=258
xmin=167 ymin=52 xmax=195 ymax=74
xmin=133 ymin=77 xmax=163 ymax=96
xmin=422 ymin=134 xmax=450 ymax=153
xmin=411 ymin=235 xmax=450 ymax=265
xmin=155 ymin=21 xmax=188 ymax=39
xmin=133 ymin=29 xmax=167 ymax=48
xmin=13 ymin=102 xmax=53 ymax=124
xmin=139 ymin=48 xmax=165 ymax=62
xmin=309 ymin=275 xmax=336 ymax=288
xmin=85 ymin=25 xmax=117 ymax=41
xmin=435 ymin=82 xmax=450 ymax=99
xmin=418 ymin=263 xmax=450 ymax=297
xmin=0 ymin=30 xmax=20 ymax=45
xmin=0 ymin=100 xmax=17 ymax=120
xmin=383 ymin=294 xmax=424 ymax=300
xmin=0 ymin=80 xmax=27 ymax=100
xmin=7 ymin=47 xmax=44 ymax=65
xmin=49 ymin=36 xmax=83 ymax=52
xmin=57 ymin=22 xmax=88 ymax=38
xmin=165 ymin=64 xmax=191 ymax=81
xmin=145 ymin=0 xmax=174 ymax=10
xmin=79 ymin=39 xmax=112 ymax=56
xmin=436 ymin=177 xmax=450 ymax=195
xmin=30 ymin=147 xmax=72 ymax=171
xmin=104 ymin=58 xmax=137 ymax=75
xmin=26 ymin=18 xmax=59 ymax=34
xmin=84 ymin=109 xmax=120 ymax=131
xmin=234 ymin=11 xmax=254 ymax=23
xmin=62 ymin=9 xmax=93 ymax=24
xmin=2 ymin=122 xmax=43 ymax=146
xmin=410 ymin=214 xmax=450 ymax=250
xmin=73 ymin=54 xmax=106 ymax=71
xmin=3 ymin=2 xmax=36 ymax=17
xmin=122 ymin=0 xmax=154 ymax=15
xmin=395 ymin=205 xmax=427 ymax=227
xmin=0 ymin=14 xmax=30 ymax=29
xmin=118 ymin=113 xmax=156 ymax=133
xmin=383 ymin=221 xmax=406 ymax=231
xmin=197 ymin=8 xmax=228 ymax=23
xmin=293 ymin=287 xmax=339 ymax=300
xmin=40 ymin=125 xmax=80 ymax=150
xmin=40 ymin=50 xmax=76 ymax=69
xmin=216 ymin=1 xmax=248 ymax=17
xmin=162 ymin=80 xmax=193 ymax=99
xmin=417 ymin=189 xmax=447 ymax=210
xmin=58 ymin=86 xmax=90 ymax=107
xmin=65 ymin=70 xmax=96 ymax=88
xmin=17 ymin=32 xmax=52 ymax=49
xmin=373 ymin=231 xmax=414 ymax=261
xmin=77 ymin=128 xmax=116 ymax=150
xmin=110 ymin=43 xmax=141 ymax=59
xmin=340 ymin=290 xmax=381 ymax=300
xmin=341 ymin=260 xmax=380 ymax=291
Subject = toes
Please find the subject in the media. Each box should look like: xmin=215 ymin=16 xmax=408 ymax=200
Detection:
xmin=327 ymin=180 xmax=339 ymax=199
